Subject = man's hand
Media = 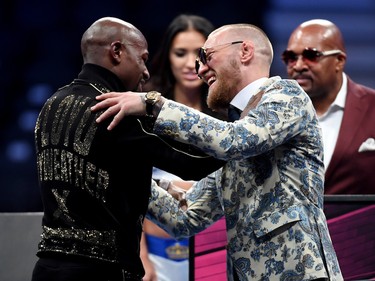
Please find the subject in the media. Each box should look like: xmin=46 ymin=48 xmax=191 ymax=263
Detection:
xmin=167 ymin=183 xmax=188 ymax=211
xmin=90 ymin=91 xmax=146 ymax=130
xmin=166 ymin=180 xmax=194 ymax=211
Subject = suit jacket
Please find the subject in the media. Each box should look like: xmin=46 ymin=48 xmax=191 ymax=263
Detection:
xmin=325 ymin=77 xmax=375 ymax=194
xmin=34 ymin=63 xmax=224 ymax=278
xmin=147 ymin=76 xmax=343 ymax=281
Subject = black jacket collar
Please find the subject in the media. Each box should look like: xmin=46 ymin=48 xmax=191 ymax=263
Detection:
xmin=75 ymin=63 xmax=126 ymax=92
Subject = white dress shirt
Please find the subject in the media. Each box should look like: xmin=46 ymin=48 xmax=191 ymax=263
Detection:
xmin=318 ymin=73 xmax=347 ymax=169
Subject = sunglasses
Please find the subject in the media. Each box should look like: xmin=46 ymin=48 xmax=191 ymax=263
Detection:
xmin=281 ymin=48 xmax=343 ymax=66
xmin=195 ymin=41 xmax=243 ymax=77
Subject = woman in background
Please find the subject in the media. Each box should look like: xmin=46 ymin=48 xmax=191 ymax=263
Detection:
xmin=140 ymin=14 xmax=226 ymax=281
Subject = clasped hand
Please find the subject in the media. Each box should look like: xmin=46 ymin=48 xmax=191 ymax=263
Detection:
xmin=166 ymin=183 xmax=188 ymax=211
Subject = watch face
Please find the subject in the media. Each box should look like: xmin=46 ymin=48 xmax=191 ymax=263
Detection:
xmin=147 ymin=92 xmax=158 ymax=99
xmin=146 ymin=91 xmax=160 ymax=104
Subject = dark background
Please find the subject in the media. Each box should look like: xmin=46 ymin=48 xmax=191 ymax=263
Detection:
xmin=1 ymin=0 xmax=374 ymax=211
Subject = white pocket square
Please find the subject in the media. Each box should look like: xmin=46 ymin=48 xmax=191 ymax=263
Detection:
xmin=358 ymin=138 xmax=375 ymax=152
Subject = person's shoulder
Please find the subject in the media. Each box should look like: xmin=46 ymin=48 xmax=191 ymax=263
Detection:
xmin=267 ymin=76 xmax=303 ymax=93
xmin=347 ymin=77 xmax=375 ymax=98
xmin=266 ymin=76 xmax=298 ymax=86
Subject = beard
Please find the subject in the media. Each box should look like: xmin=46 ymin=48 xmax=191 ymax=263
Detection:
xmin=206 ymin=63 xmax=241 ymax=112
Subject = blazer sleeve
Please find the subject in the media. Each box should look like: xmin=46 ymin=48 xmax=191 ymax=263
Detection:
xmin=154 ymin=79 xmax=320 ymax=161
xmin=146 ymin=170 xmax=224 ymax=239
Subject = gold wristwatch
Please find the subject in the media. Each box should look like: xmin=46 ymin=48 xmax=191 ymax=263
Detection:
xmin=145 ymin=91 xmax=161 ymax=117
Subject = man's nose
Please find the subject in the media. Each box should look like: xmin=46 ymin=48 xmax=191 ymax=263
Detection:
xmin=291 ymin=55 xmax=309 ymax=72
xmin=143 ymin=68 xmax=150 ymax=81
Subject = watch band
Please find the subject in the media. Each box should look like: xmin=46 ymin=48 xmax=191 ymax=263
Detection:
xmin=146 ymin=102 xmax=153 ymax=117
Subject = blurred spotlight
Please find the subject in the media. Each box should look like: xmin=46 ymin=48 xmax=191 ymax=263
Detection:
xmin=6 ymin=140 xmax=33 ymax=162
xmin=19 ymin=110 xmax=39 ymax=131
xmin=27 ymin=83 xmax=53 ymax=106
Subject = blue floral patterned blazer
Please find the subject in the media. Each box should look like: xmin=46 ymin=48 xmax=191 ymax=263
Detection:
xmin=147 ymin=76 xmax=343 ymax=281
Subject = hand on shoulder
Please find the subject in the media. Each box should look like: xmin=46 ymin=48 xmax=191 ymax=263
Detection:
xmin=90 ymin=91 xmax=147 ymax=130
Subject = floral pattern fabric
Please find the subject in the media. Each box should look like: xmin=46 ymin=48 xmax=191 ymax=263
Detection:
xmin=147 ymin=77 xmax=343 ymax=281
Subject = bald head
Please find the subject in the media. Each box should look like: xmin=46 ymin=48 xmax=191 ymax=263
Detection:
xmin=289 ymin=19 xmax=346 ymax=52
xmin=79 ymin=17 xmax=150 ymax=91
xmin=211 ymin=23 xmax=274 ymax=67
xmin=81 ymin=17 xmax=146 ymax=65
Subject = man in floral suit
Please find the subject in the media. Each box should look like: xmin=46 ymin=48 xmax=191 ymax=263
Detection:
xmin=92 ymin=23 xmax=343 ymax=281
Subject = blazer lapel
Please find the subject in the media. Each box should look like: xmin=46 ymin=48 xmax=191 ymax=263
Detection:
xmin=239 ymin=77 xmax=280 ymax=119
xmin=240 ymin=90 xmax=265 ymax=119
xmin=326 ymin=78 xmax=370 ymax=177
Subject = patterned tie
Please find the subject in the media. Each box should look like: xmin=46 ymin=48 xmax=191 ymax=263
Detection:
xmin=228 ymin=105 xmax=241 ymax=122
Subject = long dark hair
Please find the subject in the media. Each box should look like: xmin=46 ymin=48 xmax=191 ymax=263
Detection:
xmin=144 ymin=14 xmax=222 ymax=117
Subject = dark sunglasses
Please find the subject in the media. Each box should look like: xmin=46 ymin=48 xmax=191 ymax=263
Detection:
xmin=195 ymin=41 xmax=243 ymax=77
xmin=281 ymin=48 xmax=343 ymax=66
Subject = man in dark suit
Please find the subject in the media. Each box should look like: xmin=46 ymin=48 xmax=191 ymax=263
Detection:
xmin=32 ymin=17 xmax=222 ymax=281
xmin=282 ymin=19 xmax=375 ymax=194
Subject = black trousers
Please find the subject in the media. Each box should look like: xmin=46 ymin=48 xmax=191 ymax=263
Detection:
xmin=31 ymin=257 xmax=142 ymax=281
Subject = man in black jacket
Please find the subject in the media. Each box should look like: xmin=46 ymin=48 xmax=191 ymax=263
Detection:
xmin=32 ymin=17 xmax=223 ymax=281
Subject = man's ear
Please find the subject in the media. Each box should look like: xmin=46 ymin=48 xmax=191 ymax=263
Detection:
xmin=240 ymin=41 xmax=254 ymax=64
xmin=110 ymin=41 xmax=123 ymax=63
xmin=336 ymin=52 xmax=346 ymax=71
